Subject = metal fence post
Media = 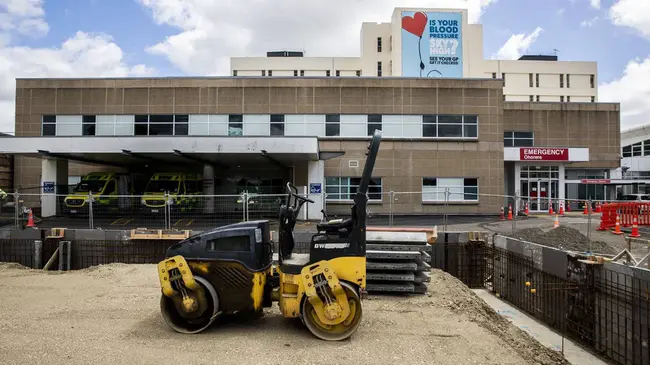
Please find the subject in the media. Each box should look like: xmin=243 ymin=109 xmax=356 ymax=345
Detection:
xmin=13 ymin=191 xmax=19 ymax=228
xmin=164 ymin=192 xmax=170 ymax=230
xmin=388 ymin=190 xmax=394 ymax=227
xmin=88 ymin=192 xmax=94 ymax=230
xmin=33 ymin=239 xmax=42 ymax=269
xmin=443 ymin=188 xmax=450 ymax=233
xmin=58 ymin=241 xmax=71 ymax=271
xmin=512 ymin=193 xmax=519 ymax=235
xmin=241 ymin=192 xmax=248 ymax=222
xmin=587 ymin=198 xmax=592 ymax=253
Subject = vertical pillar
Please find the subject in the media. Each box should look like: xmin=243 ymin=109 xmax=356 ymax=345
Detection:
xmin=559 ymin=164 xmax=566 ymax=205
xmin=202 ymin=164 xmax=214 ymax=214
xmin=41 ymin=158 xmax=68 ymax=218
xmin=305 ymin=160 xmax=324 ymax=221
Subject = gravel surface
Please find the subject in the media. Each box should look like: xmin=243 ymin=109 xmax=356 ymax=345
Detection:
xmin=511 ymin=226 xmax=618 ymax=254
xmin=0 ymin=263 xmax=567 ymax=365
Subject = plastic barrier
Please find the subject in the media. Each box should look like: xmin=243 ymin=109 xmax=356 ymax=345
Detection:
xmin=598 ymin=202 xmax=650 ymax=232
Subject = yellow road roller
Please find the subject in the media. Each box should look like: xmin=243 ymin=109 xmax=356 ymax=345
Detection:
xmin=157 ymin=130 xmax=382 ymax=340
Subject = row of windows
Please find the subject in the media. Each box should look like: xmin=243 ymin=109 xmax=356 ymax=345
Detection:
xmin=41 ymin=114 xmax=479 ymax=139
xmin=622 ymin=140 xmax=650 ymax=158
xmin=527 ymin=95 xmax=595 ymax=102
xmin=492 ymin=73 xmax=596 ymax=89
xmin=233 ymin=70 xmax=362 ymax=77
xmin=324 ymin=177 xmax=479 ymax=202
xmin=504 ymin=131 xmax=534 ymax=147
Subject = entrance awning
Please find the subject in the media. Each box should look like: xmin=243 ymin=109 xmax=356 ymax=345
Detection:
xmin=0 ymin=136 xmax=321 ymax=168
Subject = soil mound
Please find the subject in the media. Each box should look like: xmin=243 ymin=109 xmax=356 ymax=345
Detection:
xmin=512 ymin=226 xmax=618 ymax=254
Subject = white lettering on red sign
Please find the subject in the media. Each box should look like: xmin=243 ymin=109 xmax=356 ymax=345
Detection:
xmin=519 ymin=148 xmax=568 ymax=161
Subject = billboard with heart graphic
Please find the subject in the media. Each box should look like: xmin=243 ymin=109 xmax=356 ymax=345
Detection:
xmin=401 ymin=11 xmax=463 ymax=78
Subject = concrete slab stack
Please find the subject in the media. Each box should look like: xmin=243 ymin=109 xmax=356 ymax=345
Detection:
xmin=365 ymin=228 xmax=436 ymax=294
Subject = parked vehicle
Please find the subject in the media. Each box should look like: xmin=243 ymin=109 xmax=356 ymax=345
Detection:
xmin=63 ymin=172 xmax=143 ymax=215
xmin=141 ymin=173 xmax=202 ymax=213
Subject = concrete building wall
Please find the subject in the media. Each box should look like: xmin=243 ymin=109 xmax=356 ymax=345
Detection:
xmin=503 ymin=102 xmax=620 ymax=169
xmin=230 ymin=57 xmax=361 ymax=77
xmin=14 ymin=77 xmax=506 ymax=214
xmin=360 ymin=22 xmax=393 ymax=76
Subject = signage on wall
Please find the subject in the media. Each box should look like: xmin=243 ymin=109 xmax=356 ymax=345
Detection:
xmin=519 ymin=148 xmax=569 ymax=161
xmin=309 ymin=183 xmax=322 ymax=194
xmin=581 ymin=179 xmax=611 ymax=184
xmin=43 ymin=181 xmax=55 ymax=193
xmin=401 ymin=11 xmax=463 ymax=78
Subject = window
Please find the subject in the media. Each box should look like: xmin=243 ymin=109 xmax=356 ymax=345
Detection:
xmin=325 ymin=114 xmax=340 ymax=136
xmin=135 ymin=115 xmax=148 ymax=135
xmin=300 ymin=70 xmax=305 ymax=76
xmin=504 ymin=131 xmax=534 ymax=147
xmin=377 ymin=61 xmax=382 ymax=77
xmin=175 ymin=115 xmax=189 ymax=135
xmin=422 ymin=115 xmax=477 ymax=138
xmin=566 ymin=74 xmax=570 ymax=88
xmin=325 ymin=177 xmax=382 ymax=201
xmin=623 ymin=145 xmax=632 ymax=158
xmin=529 ymin=73 xmax=533 ymax=87
xmin=232 ymin=70 xmax=237 ymax=76
xmin=42 ymin=115 xmax=56 ymax=136
xmin=228 ymin=114 xmax=243 ymax=136
xmin=270 ymin=114 xmax=284 ymax=136
xmin=644 ymin=140 xmax=650 ymax=156
xmin=294 ymin=70 xmax=298 ymax=77
xmin=207 ymin=235 xmax=251 ymax=252
xmin=590 ymin=74 xmax=595 ymax=88
xmin=529 ymin=95 xmax=534 ymax=102
xmin=502 ymin=73 xmax=506 ymax=86
xmin=356 ymin=70 xmax=361 ymax=77
xmin=104 ymin=180 xmax=116 ymax=194
xmin=567 ymin=96 xmax=571 ymax=102
xmin=536 ymin=73 xmax=539 ymax=87
xmin=268 ymin=70 xmax=273 ymax=77
xmin=82 ymin=115 xmax=96 ymax=136
xmin=422 ymin=178 xmax=478 ymax=202
xmin=377 ymin=37 xmax=382 ymax=52
xmin=492 ymin=72 xmax=496 ymax=79
xmin=560 ymin=74 xmax=564 ymax=88
xmin=560 ymin=96 xmax=564 ymax=102
xmin=326 ymin=70 xmax=330 ymax=77
xmin=536 ymin=95 xmax=540 ymax=102
xmin=336 ymin=70 xmax=340 ymax=77
xmin=591 ymin=96 xmax=595 ymax=102
xmin=503 ymin=95 xmax=506 ymax=102
xmin=149 ymin=114 xmax=174 ymax=135
xmin=367 ymin=114 xmax=381 ymax=136
xmin=632 ymin=142 xmax=642 ymax=157
xmin=261 ymin=70 xmax=266 ymax=76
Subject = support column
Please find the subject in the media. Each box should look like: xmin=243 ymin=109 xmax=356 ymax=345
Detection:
xmin=202 ymin=164 xmax=214 ymax=214
xmin=305 ymin=160 xmax=324 ymax=221
xmin=559 ymin=164 xmax=566 ymax=206
xmin=41 ymin=158 xmax=68 ymax=218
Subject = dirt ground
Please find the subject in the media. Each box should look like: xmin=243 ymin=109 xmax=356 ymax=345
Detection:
xmin=0 ymin=263 xmax=567 ymax=365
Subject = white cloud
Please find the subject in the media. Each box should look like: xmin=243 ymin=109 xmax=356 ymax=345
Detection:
xmin=600 ymin=57 xmax=650 ymax=130
xmin=492 ymin=27 xmax=543 ymax=60
xmin=610 ymin=0 xmax=650 ymax=39
xmin=138 ymin=0 xmax=497 ymax=75
xmin=0 ymin=0 xmax=48 ymax=37
xmin=589 ymin=0 xmax=600 ymax=9
xmin=580 ymin=16 xmax=599 ymax=27
xmin=0 ymin=33 xmax=154 ymax=134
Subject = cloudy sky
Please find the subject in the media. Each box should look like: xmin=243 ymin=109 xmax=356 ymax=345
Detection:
xmin=0 ymin=0 xmax=648 ymax=135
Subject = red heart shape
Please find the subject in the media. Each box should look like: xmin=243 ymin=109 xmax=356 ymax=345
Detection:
xmin=402 ymin=12 xmax=427 ymax=38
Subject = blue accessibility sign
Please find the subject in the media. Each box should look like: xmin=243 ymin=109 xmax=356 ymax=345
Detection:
xmin=309 ymin=183 xmax=322 ymax=194
xmin=43 ymin=181 xmax=55 ymax=193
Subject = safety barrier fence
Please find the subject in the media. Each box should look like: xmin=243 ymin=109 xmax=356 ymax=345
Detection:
xmin=1 ymin=232 xmax=649 ymax=364
xmin=597 ymin=202 xmax=650 ymax=232
xmin=0 ymin=190 xmax=641 ymax=232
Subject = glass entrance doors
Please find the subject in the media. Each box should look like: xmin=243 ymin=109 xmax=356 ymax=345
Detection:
xmin=520 ymin=166 xmax=560 ymax=213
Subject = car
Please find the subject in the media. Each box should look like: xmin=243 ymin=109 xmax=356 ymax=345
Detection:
xmin=621 ymin=194 xmax=650 ymax=201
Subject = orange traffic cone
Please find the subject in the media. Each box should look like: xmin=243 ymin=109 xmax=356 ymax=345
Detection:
xmin=612 ymin=215 xmax=624 ymax=235
xmin=499 ymin=206 xmax=505 ymax=221
xmin=566 ymin=200 xmax=571 ymax=212
xmin=595 ymin=202 xmax=601 ymax=213
xmin=583 ymin=202 xmax=589 ymax=215
xmin=26 ymin=209 xmax=36 ymax=228
xmin=548 ymin=203 xmax=554 ymax=215
xmin=559 ymin=202 xmax=565 ymax=216
xmin=507 ymin=204 xmax=513 ymax=220
xmin=631 ymin=216 xmax=641 ymax=238
xmin=553 ymin=214 xmax=560 ymax=228
xmin=525 ymin=202 xmax=530 ymax=216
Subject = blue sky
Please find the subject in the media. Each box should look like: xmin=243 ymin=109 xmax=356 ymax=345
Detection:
xmin=0 ymin=0 xmax=649 ymax=134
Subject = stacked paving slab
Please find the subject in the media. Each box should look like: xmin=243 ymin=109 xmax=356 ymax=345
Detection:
xmin=365 ymin=229 xmax=435 ymax=294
